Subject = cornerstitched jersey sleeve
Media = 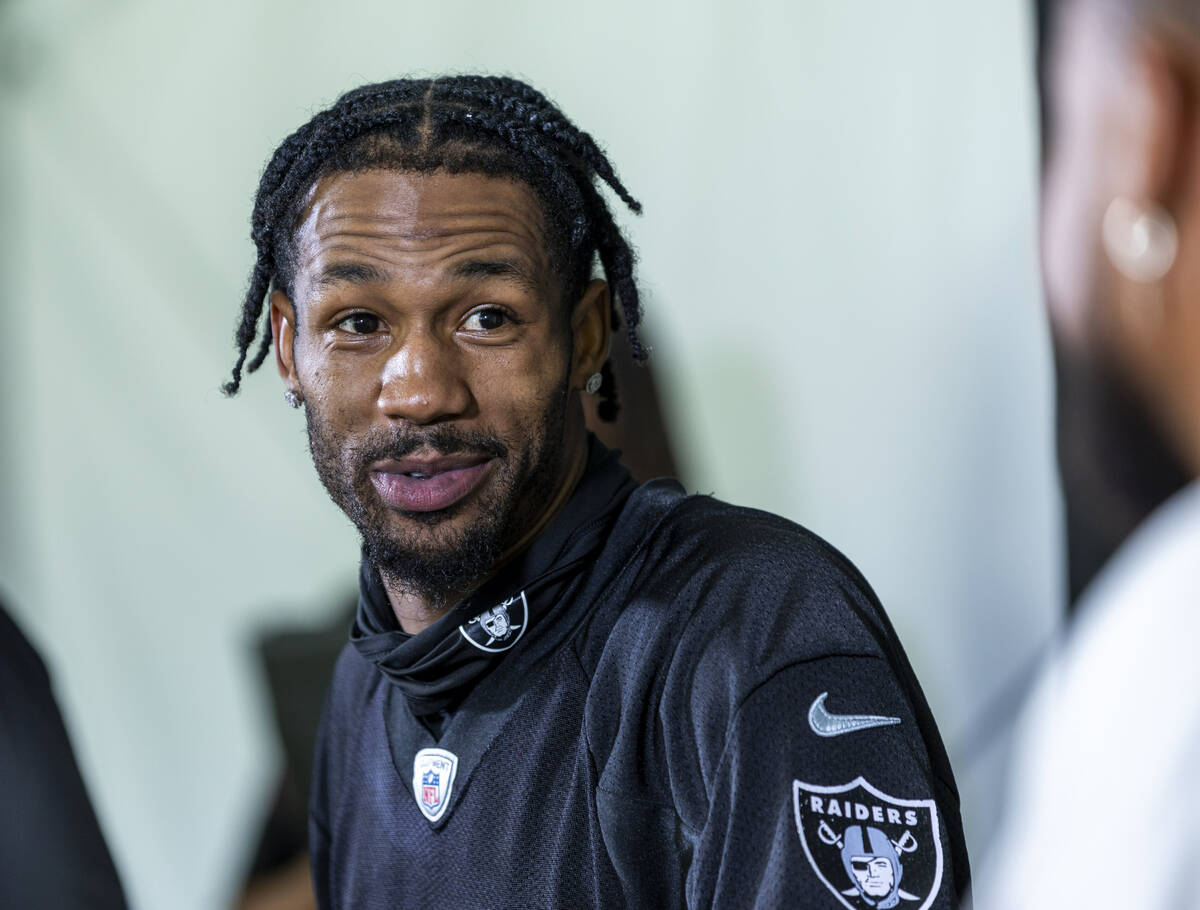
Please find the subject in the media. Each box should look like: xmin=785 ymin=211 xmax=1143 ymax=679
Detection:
xmin=678 ymin=655 xmax=963 ymax=910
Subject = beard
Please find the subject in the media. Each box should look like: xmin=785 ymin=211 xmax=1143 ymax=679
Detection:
xmin=1053 ymin=336 xmax=1191 ymax=607
xmin=305 ymin=386 xmax=570 ymax=603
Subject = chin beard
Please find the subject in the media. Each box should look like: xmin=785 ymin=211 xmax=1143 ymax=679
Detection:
xmin=304 ymin=392 xmax=569 ymax=605
xmin=359 ymin=499 xmax=508 ymax=602
xmin=1054 ymin=340 xmax=1191 ymax=606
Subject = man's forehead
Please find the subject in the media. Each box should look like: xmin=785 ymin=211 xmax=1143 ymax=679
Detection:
xmin=299 ymin=170 xmax=547 ymax=245
xmin=289 ymin=170 xmax=554 ymax=289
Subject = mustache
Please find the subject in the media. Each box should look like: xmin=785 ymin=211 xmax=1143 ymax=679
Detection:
xmin=351 ymin=425 xmax=509 ymax=465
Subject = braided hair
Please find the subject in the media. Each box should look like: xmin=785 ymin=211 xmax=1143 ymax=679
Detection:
xmin=224 ymin=75 xmax=645 ymax=421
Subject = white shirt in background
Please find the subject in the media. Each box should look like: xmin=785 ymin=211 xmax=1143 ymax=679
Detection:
xmin=980 ymin=480 xmax=1200 ymax=909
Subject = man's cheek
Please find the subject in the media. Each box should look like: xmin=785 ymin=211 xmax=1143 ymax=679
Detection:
xmin=477 ymin=375 xmax=550 ymax=422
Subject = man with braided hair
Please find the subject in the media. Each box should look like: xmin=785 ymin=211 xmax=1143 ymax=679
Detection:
xmin=226 ymin=75 xmax=968 ymax=908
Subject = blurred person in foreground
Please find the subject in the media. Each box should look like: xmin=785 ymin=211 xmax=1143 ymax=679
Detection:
xmin=224 ymin=75 xmax=969 ymax=908
xmin=0 ymin=600 xmax=126 ymax=908
xmin=982 ymin=0 xmax=1200 ymax=905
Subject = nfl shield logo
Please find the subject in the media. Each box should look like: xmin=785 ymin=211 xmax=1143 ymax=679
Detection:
xmin=413 ymin=748 xmax=458 ymax=823
xmin=793 ymin=777 xmax=943 ymax=909
xmin=421 ymin=770 xmax=439 ymax=812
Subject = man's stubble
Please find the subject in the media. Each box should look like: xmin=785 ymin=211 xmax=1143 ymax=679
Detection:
xmin=304 ymin=383 xmax=570 ymax=603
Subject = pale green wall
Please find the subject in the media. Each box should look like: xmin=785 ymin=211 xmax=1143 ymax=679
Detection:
xmin=0 ymin=2 xmax=1059 ymax=907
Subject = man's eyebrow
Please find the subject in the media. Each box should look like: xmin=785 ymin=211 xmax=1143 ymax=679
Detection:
xmin=450 ymin=258 xmax=542 ymax=293
xmin=316 ymin=262 xmax=390 ymax=288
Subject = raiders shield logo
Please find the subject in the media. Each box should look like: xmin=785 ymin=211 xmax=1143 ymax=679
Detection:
xmin=792 ymin=777 xmax=943 ymax=909
xmin=458 ymin=591 xmax=528 ymax=653
xmin=413 ymin=748 xmax=458 ymax=823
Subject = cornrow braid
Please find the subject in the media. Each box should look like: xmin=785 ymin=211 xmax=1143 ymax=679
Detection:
xmin=223 ymin=75 xmax=645 ymax=421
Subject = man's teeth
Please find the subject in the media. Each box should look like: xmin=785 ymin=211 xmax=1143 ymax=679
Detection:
xmin=406 ymin=472 xmax=431 ymax=479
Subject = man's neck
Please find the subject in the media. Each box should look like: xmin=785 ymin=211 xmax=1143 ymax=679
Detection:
xmin=381 ymin=432 xmax=591 ymax=635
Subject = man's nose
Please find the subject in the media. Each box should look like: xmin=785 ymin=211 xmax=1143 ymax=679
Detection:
xmin=377 ymin=330 xmax=472 ymax=424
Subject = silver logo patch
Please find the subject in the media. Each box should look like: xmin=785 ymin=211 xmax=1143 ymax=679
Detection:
xmin=413 ymin=747 xmax=458 ymax=823
xmin=808 ymin=692 xmax=902 ymax=738
xmin=458 ymin=591 xmax=528 ymax=653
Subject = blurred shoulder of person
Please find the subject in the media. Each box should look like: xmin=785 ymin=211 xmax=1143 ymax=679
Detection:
xmin=982 ymin=0 xmax=1200 ymax=905
xmin=989 ymin=483 xmax=1200 ymax=906
xmin=0 ymin=600 xmax=127 ymax=909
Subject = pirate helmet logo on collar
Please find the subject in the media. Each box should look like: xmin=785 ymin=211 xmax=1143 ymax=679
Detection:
xmin=793 ymin=777 xmax=943 ymax=909
xmin=458 ymin=591 xmax=528 ymax=653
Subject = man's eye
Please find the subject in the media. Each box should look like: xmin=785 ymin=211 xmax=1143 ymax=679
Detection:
xmin=337 ymin=313 xmax=381 ymax=334
xmin=462 ymin=308 xmax=511 ymax=332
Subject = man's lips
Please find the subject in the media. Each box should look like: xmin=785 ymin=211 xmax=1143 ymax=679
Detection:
xmin=368 ymin=454 xmax=494 ymax=513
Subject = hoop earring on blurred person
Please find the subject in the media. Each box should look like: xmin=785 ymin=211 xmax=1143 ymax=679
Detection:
xmin=1102 ymin=196 xmax=1178 ymax=284
xmin=1103 ymin=196 xmax=1177 ymax=339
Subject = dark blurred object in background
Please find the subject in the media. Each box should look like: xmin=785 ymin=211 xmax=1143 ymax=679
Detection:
xmin=581 ymin=317 xmax=681 ymax=484
xmin=236 ymin=603 xmax=351 ymax=910
xmin=0 ymin=598 xmax=127 ymax=909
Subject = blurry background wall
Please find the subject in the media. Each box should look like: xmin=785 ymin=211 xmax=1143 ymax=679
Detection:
xmin=0 ymin=1 xmax=1059 ymax=907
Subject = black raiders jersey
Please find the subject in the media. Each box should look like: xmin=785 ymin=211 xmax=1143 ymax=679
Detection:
xmin=310 ymin=441 xmax=969 ymax=908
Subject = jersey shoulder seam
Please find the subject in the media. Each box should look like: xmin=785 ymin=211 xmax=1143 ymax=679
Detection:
xmin=594 ymin=783 xmax=702 ymax=837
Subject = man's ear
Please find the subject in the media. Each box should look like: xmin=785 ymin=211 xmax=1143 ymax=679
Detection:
xmin=270 ymin=289 xmax=300 ymax=388
xmin=569 ymin=279 xmax=612 ymax=390
xmin=1113 ymin=36 xmax=1184 ymax=206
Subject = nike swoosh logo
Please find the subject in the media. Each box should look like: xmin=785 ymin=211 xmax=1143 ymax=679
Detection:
xmin=808 ymin=692 xmax=902 ymax=737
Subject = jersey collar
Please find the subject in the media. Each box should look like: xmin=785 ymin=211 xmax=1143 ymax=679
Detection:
xmin=350 ymin=436 xmax=637 ymax=717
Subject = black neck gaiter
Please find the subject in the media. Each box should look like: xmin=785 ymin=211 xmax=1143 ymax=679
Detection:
xmin=350 ymin=440 xmax=636 ymax=716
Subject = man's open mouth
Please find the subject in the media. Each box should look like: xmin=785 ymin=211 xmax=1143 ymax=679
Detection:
xmin=368 ymin=454 xmax=495 ymax=513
